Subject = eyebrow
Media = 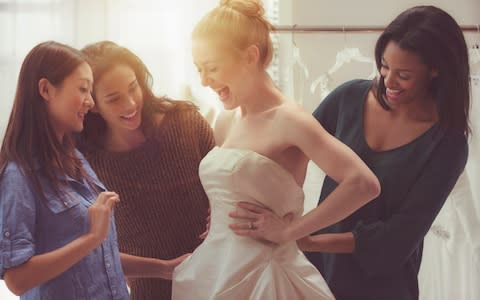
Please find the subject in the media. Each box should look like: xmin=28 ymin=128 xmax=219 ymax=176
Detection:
xmin=195 ymin=60 xmax=215 ymax=67
xmin=79 ymin=78 xmax=93 ymax=84
xmin=381 ymin=58 xmax=413 ymax=73
xmin=129 ymin=78 xmax=138 ymax=86
xmin=103 ymin=78 xmax=138 ymax=98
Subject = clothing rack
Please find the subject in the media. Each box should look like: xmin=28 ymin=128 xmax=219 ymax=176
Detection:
xmin=273 ymin=25 xmax=480 ymax=33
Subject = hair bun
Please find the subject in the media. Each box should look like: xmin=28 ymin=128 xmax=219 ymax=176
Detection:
xmin=219 ymin=0 xmax=265 ymax=19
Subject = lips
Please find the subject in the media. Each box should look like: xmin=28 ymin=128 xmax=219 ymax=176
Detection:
xmin=386 ymin=88 xmax=403 ymax=101
xmin=216 ymin=86 xmax=230 ymax=102
xmin=121 ymin=110 xmax=137 ymax=120
xmin=78 ymin=111 xmax=87 ymax=121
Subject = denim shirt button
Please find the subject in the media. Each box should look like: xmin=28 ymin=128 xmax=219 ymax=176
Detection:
xmin=112 ymin=290 xmax=117 ymax=295
xmin=106 ymin=263 xmax=111 ymax=268
xmin=4 ymin=231 xmax=10 ymax=237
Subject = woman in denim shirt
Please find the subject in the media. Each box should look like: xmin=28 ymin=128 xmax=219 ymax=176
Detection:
xmin=0 ymin=41 xmax=186 ymax=299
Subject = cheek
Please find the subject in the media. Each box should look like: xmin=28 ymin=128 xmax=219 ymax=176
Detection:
xmin=407 ymin=77 xmax=430 ymax=94
xmin=135 ymin=90 xmax=144 ymax=105
xmin=95 ymin=104 xmax=116 ymax=121
xmin=217 ymin=67 xmax=236 ymax=81
xmin=379 ymin=68 xmax=387 ymax=77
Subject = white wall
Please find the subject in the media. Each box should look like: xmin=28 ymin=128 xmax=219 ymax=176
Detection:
xmin=278 ymin=0 xmax=480 ymax=113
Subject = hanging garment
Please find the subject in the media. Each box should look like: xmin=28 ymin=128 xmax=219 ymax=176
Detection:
xmin=418 ymin=74 xmax=480 ymax=300
xmin=310 ymin=47 xmax=376 ymax=99
xmin=291 ymin=42 xmax=310 ymax=105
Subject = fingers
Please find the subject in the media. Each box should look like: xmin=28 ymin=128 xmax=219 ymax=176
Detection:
xmin=199 ymin=212 xmax=211 ymax=239
xmin=104 ymin=194 xmax=120 ymax=210
xmin=198 ymin=230 xmax=208 ymax=240
xmin=160 ymin=253 xmax=192 ymax=280
xmin=177 ymin=253 xmax=191 ymax=261
xmin=96 ymin=191 xmax=118 ymax=202
xmin=229 ymin=220 xmax=257 ymax=231
xmin=228 ymin=209 xmax=259 ymax=220
xmin=229 ymin=226 xmax=261 ymax=239
xmin=236 ymin=201 xmax=266 ymax=214
xmin=95 ymin=191 xmax=120 ymax=210
xmin=229 ymin=202 xmax=266 ymax=233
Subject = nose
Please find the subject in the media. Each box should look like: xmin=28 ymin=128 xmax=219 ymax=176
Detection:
xmin=126 ymin=95 xmax=136 ymax=108
xmin=200 ymin=71 xmax=211 ymax=87
xmin=85 ymin=93 xmax=95 ymax=109
xmin=383 ymin=70 xmax=396 ymax=88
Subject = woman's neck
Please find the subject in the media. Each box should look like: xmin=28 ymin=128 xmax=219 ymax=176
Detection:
xmin=104 ymin=127 xmax=147 ymax=152
xmin=387 ymin=94 xmax=439 ymax=124
xmin=239 ymin=73 xmax=285 ymax=117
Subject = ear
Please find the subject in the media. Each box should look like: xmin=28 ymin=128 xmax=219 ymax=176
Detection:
xmin=38 ymin=78 xmax=54 ymax=102
xmin=246 ymin=44 xmax=261 ymax=66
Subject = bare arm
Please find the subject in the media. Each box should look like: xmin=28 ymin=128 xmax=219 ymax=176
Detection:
xmin=297 ymin=233 xmax=355 ymax=253
xmin=120 ymin=253 xmax=190 ymax=280
xmin=5 ymin=234 xmax=100 ymax=296
xmin=230 ymin=106 xmax=380 ymax=243
xmin=285 ymin=108 xmax=380 ymax=240
xmin=4 ymin=192 xmax=119 ymax=296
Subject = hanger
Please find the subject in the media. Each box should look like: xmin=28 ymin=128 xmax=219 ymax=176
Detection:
xmin=469 ymin=24 xmax=480 ymax=65
xmin=291 ymin=24 xmax=310 ymax=104
xmin=310 ymin=26 xmax=376 ymax=97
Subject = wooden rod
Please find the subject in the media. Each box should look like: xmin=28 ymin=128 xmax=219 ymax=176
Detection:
xmin=273 ymin=25 xmax=480 ymax=33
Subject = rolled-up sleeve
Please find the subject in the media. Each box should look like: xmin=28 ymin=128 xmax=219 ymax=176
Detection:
xmin=352 ymin=132 xmax=468 ymax=276
xmin=0 ymin=165 xmax=37 ymax=278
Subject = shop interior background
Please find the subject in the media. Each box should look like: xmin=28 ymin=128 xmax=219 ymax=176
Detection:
xmin=0 ymin=0 xmax=479 ymax=299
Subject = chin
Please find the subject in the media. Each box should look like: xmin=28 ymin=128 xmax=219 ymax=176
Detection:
xmin=75 ymin=125 xmax=84 ymax=133
xmin=222 ymin=101 xmax=238 ymax=111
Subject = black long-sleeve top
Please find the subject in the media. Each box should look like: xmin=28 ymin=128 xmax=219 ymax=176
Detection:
xmin=306 ymin=79 xmax=468 ymax=300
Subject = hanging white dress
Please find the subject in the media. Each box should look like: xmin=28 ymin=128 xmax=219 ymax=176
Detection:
xmin=418 ymin=74 xmax=480 ymax=300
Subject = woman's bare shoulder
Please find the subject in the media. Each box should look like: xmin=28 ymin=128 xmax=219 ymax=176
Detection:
xmin=214 ymin=109 xmax=238 ymax=145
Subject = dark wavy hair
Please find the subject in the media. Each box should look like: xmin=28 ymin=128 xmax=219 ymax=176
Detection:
xmin=79 ymin=41 xmax=194 ymax=151
xmin=0 ymin=41 xmax=94 ymax=202
xmin=373 ymin=5 xmax=470 ymax=136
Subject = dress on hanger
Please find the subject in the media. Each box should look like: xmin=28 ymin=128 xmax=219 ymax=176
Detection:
xmin=418 ymin=74 xmax=480 ymax=300
xmin=310 ymin=47 xmax=376 ymax=99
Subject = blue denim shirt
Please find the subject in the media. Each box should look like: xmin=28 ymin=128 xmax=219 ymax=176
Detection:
xmin=0 ymin=150 xmax=130 ymax=300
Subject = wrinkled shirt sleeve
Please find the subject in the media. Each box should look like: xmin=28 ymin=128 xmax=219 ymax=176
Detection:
xmin=0 ymin=165 xmax=37 ymax=278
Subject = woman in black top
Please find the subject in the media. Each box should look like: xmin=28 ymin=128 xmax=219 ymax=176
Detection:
xmin=229 ymin=5 xmax=470 ymax=300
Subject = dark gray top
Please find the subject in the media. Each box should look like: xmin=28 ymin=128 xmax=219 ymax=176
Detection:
xmin=306 ymin=79 xmax=468 ymax=300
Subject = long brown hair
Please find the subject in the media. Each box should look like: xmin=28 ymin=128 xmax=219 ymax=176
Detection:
xmin=373 ymin=6 xmax=470 ymax=136
xmin=79 ymin=41 xmax=194 ymax=151
xmin=0 ymin=41 xmax=94 ymax=202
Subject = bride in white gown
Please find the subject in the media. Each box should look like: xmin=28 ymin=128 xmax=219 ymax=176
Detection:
xmin=172 ymin=1 xmax=381 ymax=299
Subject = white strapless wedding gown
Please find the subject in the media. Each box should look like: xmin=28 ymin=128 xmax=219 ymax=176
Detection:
xmin=172 ymin=147 xmax=334 ymax=300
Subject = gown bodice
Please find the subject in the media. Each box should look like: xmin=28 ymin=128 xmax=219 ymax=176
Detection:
xmin=200 ymin=146 xmax=305 ymax=233
xmin=172 ymin=147 xmax=334 ymax=300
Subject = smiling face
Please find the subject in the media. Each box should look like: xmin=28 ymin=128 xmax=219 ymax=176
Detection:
xmin=92 ymin=63 xmax=144 ymax=135
xmin=192 ymin=38 xmax=250 ymax=110
xmin=379 ymin=41 xmax=438 ymax=108
xmin=43 ymin=62 xmax=94 ymax=140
